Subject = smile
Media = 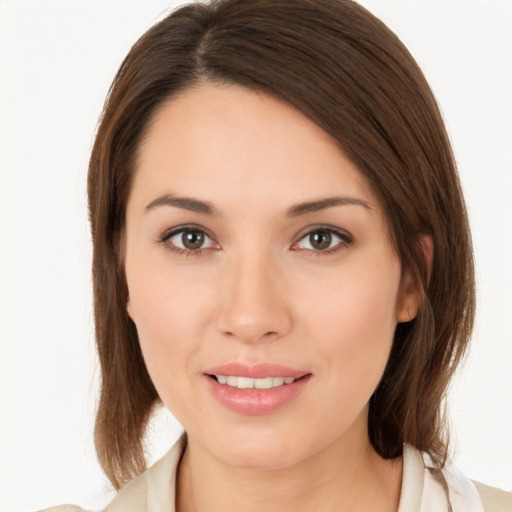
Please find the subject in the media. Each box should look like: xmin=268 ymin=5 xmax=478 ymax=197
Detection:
xmin=204 ymin=363 xmax=311 ymax=414
xmin=206 ymin=370 xmax=311 ymax=415
xmin=212 ymin=375 xmax=297 ymax=389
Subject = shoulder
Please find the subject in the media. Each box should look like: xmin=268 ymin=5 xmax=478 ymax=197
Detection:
xmin=472 ymin=480 xmax=512 ymax=512
xmin=106 ymin=434 xmax=186 ymax=512
xmin=426 ymin=452 xmax=512 ymax=512
xmin=37 ymin=435 xmax=186 ymax=512
xmin=402 ymin=445 xmax=511 ymax=512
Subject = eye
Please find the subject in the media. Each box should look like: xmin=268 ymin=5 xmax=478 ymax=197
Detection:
xmin=293 ymin=228 xmax=352 ymax=253
xmin=161 ymin=226 xmax=218 ymax=253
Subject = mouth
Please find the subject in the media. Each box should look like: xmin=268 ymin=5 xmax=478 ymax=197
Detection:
xmin=208 ymin=374 xmax=306 ymax=389
xmin=204 ymin=363 xmax=311 ymax=415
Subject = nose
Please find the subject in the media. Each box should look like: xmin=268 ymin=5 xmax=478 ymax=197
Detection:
xmin=216 ymin=251 xmax=293 ymax=344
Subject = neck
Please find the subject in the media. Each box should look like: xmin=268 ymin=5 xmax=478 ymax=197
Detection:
xmin=176 ymin=417 xmax=402 ymax=512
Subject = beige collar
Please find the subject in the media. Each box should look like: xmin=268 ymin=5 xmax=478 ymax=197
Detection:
xmin=107 ymin=435 xmax=186 ymax=512
xmin=106 ymin=435 xmax=486 ymax=512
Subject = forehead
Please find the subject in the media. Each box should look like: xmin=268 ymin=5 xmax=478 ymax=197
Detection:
xmin=131 ymin=83 xmax=380 ymax=214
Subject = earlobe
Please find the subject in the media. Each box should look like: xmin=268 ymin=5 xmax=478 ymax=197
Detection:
xmin=397 ymin=235 xmax=434 ymax=323
xmin=397 ymin=273 xmax=421 ymax=323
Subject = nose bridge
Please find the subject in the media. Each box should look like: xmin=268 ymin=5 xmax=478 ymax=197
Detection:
xmin=217 ymin=245 xmax=292 ymax=343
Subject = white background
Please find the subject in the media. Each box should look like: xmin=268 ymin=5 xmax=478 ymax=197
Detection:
xmin=0 ymin=1 xmax=511 ymax=510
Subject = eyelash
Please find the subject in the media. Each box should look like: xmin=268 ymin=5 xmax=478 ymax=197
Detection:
xmin=158 ymin=225 xmax=353 ymax=257
xmin=292 ymin=227 xmax=354 ymax=254
xmin=158 ymin=225 xmax=218 ymax=258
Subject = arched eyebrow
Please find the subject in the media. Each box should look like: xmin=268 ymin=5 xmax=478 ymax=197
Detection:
xmin=286 ymin=196 xmax=373 ymax=217
xmin=145 ymin=194 xmax=220 ymax=216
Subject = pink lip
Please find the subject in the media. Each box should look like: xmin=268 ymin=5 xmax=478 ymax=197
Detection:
xmin=204 ymin=362 xmax=311 ymax=415
xmin=204 ymin=362 xmax=308 ymax=379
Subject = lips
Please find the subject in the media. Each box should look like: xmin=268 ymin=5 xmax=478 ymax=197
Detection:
xmin=204 ymin=362 xmax=311 ymax=415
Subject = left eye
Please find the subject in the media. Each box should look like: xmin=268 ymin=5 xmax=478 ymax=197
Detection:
xmin=294 ymin=229 xmax=349 ymax=252
xmin=165 ymin=228 xmax=217 ymax=251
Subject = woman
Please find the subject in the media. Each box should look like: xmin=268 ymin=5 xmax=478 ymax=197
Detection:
xmin=44 ymin=0 xmax=511 ymax=510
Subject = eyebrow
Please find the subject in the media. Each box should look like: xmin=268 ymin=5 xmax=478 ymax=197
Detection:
xmin=145 ymin=194 xmax=220 ymax=216
xmin=286 ymin=196 xmax=373 ymax=217
xmin=144 ymin=193 xmax=372 ymax=217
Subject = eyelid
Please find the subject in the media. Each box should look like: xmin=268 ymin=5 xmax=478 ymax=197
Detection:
xmin=158 ymin=224 xmax=220 ymax=253
xmin=157 ymin=224 xmax=352 ymax=255
xmin=291 ymin=225 xmax=354 ymax=252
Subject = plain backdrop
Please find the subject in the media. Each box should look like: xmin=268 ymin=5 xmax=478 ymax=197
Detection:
xmin=1 ymin=1 xmax=511 ymax=510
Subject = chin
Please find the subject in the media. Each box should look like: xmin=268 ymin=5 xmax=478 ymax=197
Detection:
xmin=219 ymin=446 xmax=299 ymax=470
xmin=196 ymin=424 xmax=313 ymax=470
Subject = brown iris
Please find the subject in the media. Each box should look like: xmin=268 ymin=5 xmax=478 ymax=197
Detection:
xmin=310 ymin=231 xmax=332 ymax=250
xmin=182 ymin=230 xmax=205 ymax=250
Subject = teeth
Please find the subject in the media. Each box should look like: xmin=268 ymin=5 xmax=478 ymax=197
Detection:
xmin=272 ymin=377 xmax=284 ymax=387
xmin=255 ymin=377 xmax=273 ymax=389
xmin=237 ymin=376 xmax=254 ymax=389
xmin=226 ymin=376 xmax=238 ymax=386
xmin=214 ymin=375 xmax=298 ymax=389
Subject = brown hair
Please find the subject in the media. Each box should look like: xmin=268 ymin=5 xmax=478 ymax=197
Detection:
xmin=88 ymin=0 xmax=475 ymax=491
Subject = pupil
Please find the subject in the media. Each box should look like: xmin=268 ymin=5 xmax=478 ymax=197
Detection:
xmin=311 ymin=231 xmax=331 ymax=250
xmin=183 ymin=231 xmax=204 ymax=250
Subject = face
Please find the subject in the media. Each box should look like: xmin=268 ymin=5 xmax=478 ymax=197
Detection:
xmin=125 ymin=83 xmax=419 ymax=469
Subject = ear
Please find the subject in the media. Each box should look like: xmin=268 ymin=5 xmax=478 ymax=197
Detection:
xmin=397 ymin=235 xmax=434 ymax=323
xmin=126 ymin=293 xmax=134 ymax=321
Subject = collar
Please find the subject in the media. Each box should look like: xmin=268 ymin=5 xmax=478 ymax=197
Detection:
xmin=106 ymin=435 xmax=483 ymax=512
xmin=106 ymin=435 xmax=186 ymax=512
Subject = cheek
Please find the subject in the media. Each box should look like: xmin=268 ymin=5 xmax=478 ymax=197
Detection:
xmin=303 ymin=255 xmax=401 ymax=387
xmin=125 ymin=256 xmax=215 ymax=390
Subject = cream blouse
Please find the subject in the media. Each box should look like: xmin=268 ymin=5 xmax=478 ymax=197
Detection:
xmin=43 ymin=435 xmax=512 ymax=512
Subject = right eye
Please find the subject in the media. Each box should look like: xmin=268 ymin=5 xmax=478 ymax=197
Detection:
xmin=161 ymin=227 xmax=218 ymax=254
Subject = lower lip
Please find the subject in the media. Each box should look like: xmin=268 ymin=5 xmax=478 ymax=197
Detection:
xmin=205 ymin=375 xmax=311 ymax=415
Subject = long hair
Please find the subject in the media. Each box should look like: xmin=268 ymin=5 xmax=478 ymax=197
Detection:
xmin=88 ymin=0 xmax=475 ymax=490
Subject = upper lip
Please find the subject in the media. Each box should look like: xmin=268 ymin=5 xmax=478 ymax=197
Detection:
xmin=204 ymin=362 xmax=309 ymax=379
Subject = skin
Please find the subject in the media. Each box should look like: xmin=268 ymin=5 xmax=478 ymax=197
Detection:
xmin=125 ymin=83 xmax=424 ymax=511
